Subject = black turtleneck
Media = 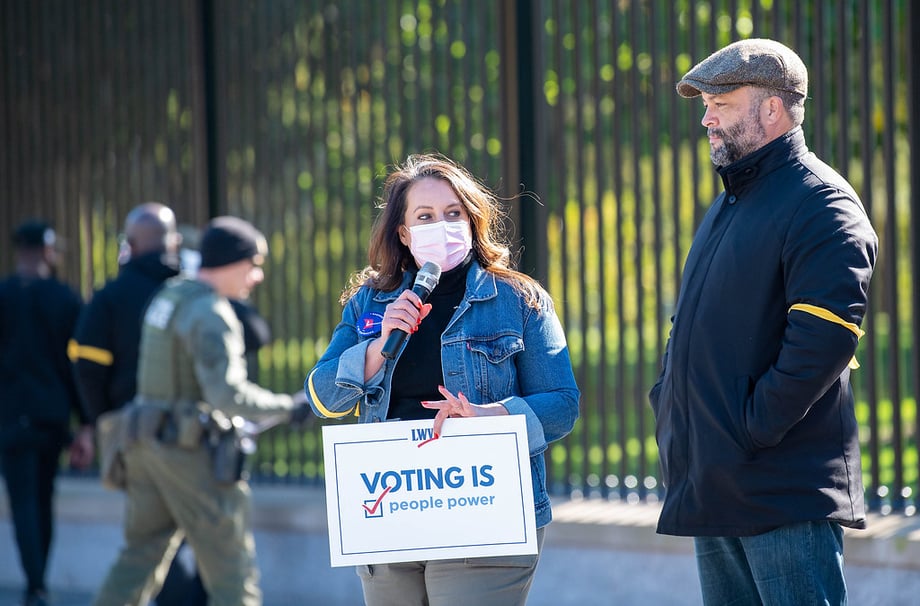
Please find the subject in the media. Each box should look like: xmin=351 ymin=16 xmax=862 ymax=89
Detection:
xmin=387 ymin=255 xmax=471 ymax=421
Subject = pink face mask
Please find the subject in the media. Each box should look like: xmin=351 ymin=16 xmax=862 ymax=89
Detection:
xmin=407 ymin=220 xmax=472 ymax=271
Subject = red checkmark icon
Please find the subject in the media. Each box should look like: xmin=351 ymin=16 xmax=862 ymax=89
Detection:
xmin=362 ymin=485 xmax=393 ymax=515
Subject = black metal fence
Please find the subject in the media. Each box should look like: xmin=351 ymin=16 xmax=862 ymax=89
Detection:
xmin=1 ymin=0 xmax=917 ymax=513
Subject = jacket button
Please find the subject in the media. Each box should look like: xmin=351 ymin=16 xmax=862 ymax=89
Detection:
xmin=728 ymin=195 xmax=737 ymax=205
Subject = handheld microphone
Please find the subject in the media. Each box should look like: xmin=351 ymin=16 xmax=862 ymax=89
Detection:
xmin=380 ymin=261 xmax=442 ymax=360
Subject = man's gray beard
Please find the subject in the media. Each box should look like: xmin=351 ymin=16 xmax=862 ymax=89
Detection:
xmin=710 ymin=143 xmax=734 ymax=167
xmin=710 ymin=126 xmax=764 ymax=166
xmin=709 ymin=108 xmax=767 ymax=167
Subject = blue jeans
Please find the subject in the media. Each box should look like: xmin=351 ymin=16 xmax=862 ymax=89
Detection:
xmin=694 ymin=521 xmax=846 ymax=606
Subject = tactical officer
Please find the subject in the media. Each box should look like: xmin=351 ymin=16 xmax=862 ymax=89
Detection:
xmin=0 ymin=220 xmax=92 ymax=606
xmin=92 ymin=216 xmax=310 ymax=606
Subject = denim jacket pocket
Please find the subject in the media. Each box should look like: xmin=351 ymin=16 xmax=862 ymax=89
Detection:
xmin=467 ymin=334 xmax=524 ymax=400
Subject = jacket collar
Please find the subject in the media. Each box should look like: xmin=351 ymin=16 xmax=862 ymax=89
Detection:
xmin=464 ymin=260 xmax=498 ymax=302
xmin=122 ymin=250 xmax=181 ymax=280
xmin=718 ymin=126 xmax=808 ymax=196
xmin=373 ymin=259 xmax=497 ymax=303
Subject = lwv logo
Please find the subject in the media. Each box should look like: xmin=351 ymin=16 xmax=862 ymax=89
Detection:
xmin=411 ymin=427 xmax=435 ymax=442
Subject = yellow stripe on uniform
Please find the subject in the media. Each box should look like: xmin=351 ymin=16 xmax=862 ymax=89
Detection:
xmin=67 ymin=339 xmax=114 ymax=366
xmin=306 ymin=367 xmax=360 ymax=418
xmin=788 ymin=303 xmax=865 ymax=369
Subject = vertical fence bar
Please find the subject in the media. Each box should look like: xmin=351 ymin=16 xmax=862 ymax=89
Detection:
xmin=628 ymin=0 xmax=647 ymax=500
xmin=588 ymin=0 xmax=610 ymax=498
xmin=612 ymin=1 xmax=629 ymax=500
xmin=686 ymin=1 xmax=703 ymax=230
xmin=881 ymin=0 xmax=904 ymax=512
xmin=836 ymin=4 xmax=850 ymax=178
xmin=193 ymin=0 xmax=218 ymax=218
xmin=811 ymin=2 xmax=826 ymax=160
xmin=9 ymin=0 xmax=26 ymax=232
xmin=498 ymin=0 xmax=522 ymax=213
xmin=567 ymin=1 xmax=590 ymax=496
xmin=667 ymin=1 xmax=682 ymax=326
xmin=0 ymin=0 xmax=11 ymax=271
xmin=858 ymin=0 xmax=882 ymax=513
xmin=553 ymin=0 xmax=577 ymax=494
xmin=909 ymin=0 xmax=920 ymax=512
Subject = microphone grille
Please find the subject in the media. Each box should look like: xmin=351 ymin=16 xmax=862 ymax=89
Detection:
xmin=414 ymin=261 xmax=442 ymax=292
xmin=418 ymin=261 xmax=442 ymax=280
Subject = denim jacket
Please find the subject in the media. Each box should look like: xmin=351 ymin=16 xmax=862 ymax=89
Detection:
xmin=305 ymin=261 xmax=580 ymax=527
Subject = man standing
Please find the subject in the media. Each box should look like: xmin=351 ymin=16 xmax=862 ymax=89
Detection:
xmin=92 ymin=216 xmax=308 ymax=606
xmin=0 ymin=220 xmax=93 ymax=606
xmin=70 ymin=202 xmax=182 ymax=423
xmin=649 ymin=39 xmax=878 ymax=604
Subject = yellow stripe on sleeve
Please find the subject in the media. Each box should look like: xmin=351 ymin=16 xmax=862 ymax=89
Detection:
xmin=67 ymin=339 xmax=114 ymax=366
xmin=788 ymin=303 xmax=865 ymax=369
xmin=306 ymin=367 xmax=358 ymax=419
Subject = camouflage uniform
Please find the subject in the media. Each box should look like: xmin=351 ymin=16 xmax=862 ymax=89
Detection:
xmin=93 ymin=278 xmax=294 ymax=606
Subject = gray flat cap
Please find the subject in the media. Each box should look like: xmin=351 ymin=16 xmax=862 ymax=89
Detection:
xmin=677 ymin=38 xmax=807 ymax=99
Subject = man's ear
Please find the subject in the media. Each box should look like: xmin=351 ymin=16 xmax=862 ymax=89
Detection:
xmin=763 ymin=95 xmax=784 ymax=126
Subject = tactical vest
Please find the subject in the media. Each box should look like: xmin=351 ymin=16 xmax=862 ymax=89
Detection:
xmin=136 ymin=278 xmax=211 ymax=404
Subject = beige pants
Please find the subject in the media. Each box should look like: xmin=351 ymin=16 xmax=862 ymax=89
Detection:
xmin=357 ymin=527 xmax=545 ymax=606
xmin=93 ymin=440 xmax=261 ymax=606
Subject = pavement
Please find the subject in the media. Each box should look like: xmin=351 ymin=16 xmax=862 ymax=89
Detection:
xmin=1 ymin=477 xmax=919 ymax=605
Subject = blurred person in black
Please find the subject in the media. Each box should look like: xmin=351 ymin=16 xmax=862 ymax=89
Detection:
xmin=0 ymin=220 xmax=93 ymax=606
xmin=70 ymin=203 xmax=182 ymax=423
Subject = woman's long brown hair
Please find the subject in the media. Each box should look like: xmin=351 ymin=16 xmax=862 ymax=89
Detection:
xmin=341 ymin=153 xmax=544 ymax=309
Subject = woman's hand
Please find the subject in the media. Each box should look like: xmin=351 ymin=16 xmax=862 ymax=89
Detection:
xmin=421 ymin=385 xmax=508 ymax=437
xmin=380 ymin=289 xmax=432 ymax=340
xmin=364 ymin=289 xmax=433 ymax=378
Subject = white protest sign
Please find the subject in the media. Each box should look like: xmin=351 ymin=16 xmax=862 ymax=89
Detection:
xmin=321 ymin=415 xmax=537 ymax=567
